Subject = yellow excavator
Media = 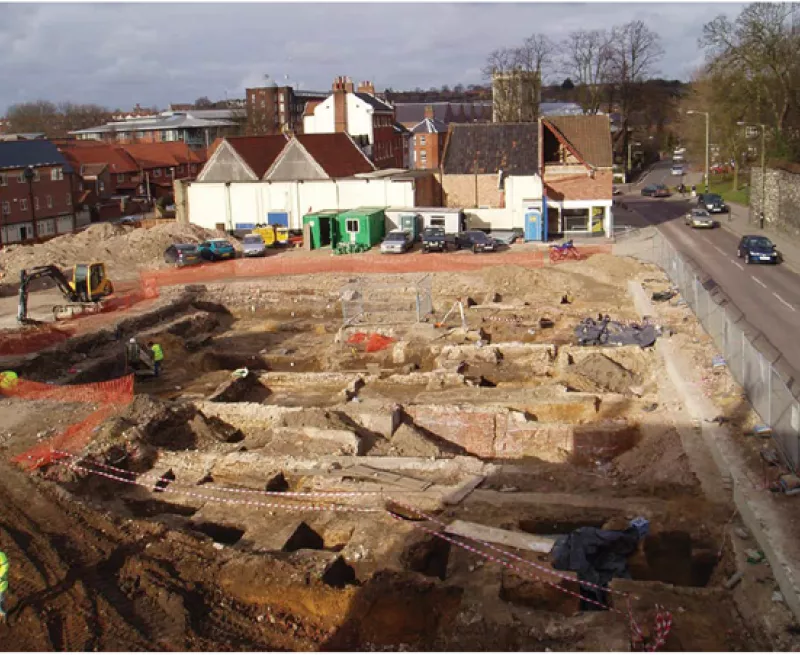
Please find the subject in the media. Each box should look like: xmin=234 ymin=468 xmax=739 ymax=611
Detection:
xmin=18 ymin=263 xmax=114 ymax=323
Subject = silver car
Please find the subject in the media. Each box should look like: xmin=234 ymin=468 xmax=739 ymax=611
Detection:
xmin=242 ymin=233 xmax=267 ymax=257
xmin=380 ymin=229 xmax=413 ymax=254
xmin=685 ymin=208 xmax=717 ymax=229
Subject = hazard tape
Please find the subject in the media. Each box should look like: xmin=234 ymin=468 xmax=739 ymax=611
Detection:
xmin=53 ymin=452 xmax=390 ymax=498
xmin=65 ymin=462 xmax=382 ymax=514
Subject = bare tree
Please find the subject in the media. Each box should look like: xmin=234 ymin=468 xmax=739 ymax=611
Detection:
xmin=194 ymin=96 xmax=214 ymax=109
xmin=6 ymin=100 xmax=59 ymax=134
xmin=483 ymin=41 xmax=546 ymax=122
xmin=560 ymin=30 xmax=613 ymax=114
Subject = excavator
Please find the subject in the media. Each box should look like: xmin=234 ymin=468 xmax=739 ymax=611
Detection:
xmin=17 ymin=263 xmax=115 ymax=323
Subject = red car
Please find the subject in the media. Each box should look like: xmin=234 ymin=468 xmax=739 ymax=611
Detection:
xmin=641 ymin=184 xmax=671 ymax=198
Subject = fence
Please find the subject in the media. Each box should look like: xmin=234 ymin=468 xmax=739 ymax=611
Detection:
xmin=636 ymin=230 xmax=800 ymax=470
xmin=341 ymin=274 xmax=433 ymax=327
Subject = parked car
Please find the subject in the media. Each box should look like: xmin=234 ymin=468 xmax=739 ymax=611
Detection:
xmin=380 ymin=229 xmax=413 ymax=254
xmin=710 ymin=164 xmax=731 ymax=175
xmin=454 ymin=230 xmax=497 ymax=253
xmin=698 ymin=193 xmax=728 ymax=214
xmin=164 ymin=243 xmax=201 ymax=267
xmin=641 ymin=184 xmax=670 ymax=198
xmin=671 ymin=164 xmax=685 ymax=176
xmin=242 ymin=233 xmax=267 ymax=257
xmin=612 ymin=185 xmax=623 ymax=196
xmin=684 ymin=209 xmax=718 ymax=229
xmin=197 ymin=238 xmax=236 ymax=261
xmin=738 ymin=235 xmax=779 ymax=265
xmin=421 ymin=226 xmax=449 ymax=253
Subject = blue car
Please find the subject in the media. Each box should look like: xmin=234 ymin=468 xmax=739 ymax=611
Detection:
xmin=738 ymin=235 xmax=778 ymax=265
xmin=197 ymin=239 xmax=236 ymax=261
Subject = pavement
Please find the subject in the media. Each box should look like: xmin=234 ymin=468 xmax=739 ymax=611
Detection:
xmin=615 ymin=159 xmax=800 ymax=377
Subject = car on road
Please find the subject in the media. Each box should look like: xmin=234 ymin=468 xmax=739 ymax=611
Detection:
xmin=671 ymin=164 xmax=685 ymax=176
xmin=380 ymin=229 xmax=413 ymax=254
xmin=738 ymin=235 xmax=779 ymax=265
xmin=698 ymin=193 xmax=729 ymax=214
xmin=612 ymin=185 xmax=623 ymax=196
xmin=164 ymin=243 xmax=201 ymax=267
xmin=197 ymin=238 xmax=236 ymax=261
xmin=641 ymin=184 xmax=670 ymax=198
xmin=242 ymin=233 xmax=267 ymax=257
xmin=684 ymin=209 xmax=718 ymax=229
xmin=454 ymin=230 xmax=497 ymax=253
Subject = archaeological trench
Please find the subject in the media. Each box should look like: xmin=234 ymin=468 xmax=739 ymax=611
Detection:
xmin=0 ymin=261 xmax=795 ymax=651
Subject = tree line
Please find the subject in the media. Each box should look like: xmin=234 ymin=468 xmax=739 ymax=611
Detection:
xmin=2 ymin=100 xmax=151 ymax=136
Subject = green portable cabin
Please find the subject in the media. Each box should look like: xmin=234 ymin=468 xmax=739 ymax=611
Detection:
xmin=334 ymin=207 xmax=386 ymax=248
xmin=303 ymin=210 xmax=341 ymax=249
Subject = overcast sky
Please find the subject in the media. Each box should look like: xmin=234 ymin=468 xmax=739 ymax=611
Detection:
xmin=0 ymin=2 xmax=744 ymax=114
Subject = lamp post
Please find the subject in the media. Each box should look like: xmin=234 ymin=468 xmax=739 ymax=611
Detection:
xmin=627 ymin=141 xmax=641 ymax=177
xmin=737 ymin=121 xmax=767 ymax=229
xmin=23 ymin=166 xmax=38 ymax=241
xmin=686 ymin=110 xmax=710 ymax=193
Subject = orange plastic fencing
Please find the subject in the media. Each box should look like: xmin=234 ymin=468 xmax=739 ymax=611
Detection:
xmin=347 ymin=332 xmax=396 ymax=353
xmin=6 ymin=374 xmax=134 ymax=471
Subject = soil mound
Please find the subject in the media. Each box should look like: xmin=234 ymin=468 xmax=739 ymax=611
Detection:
xmin=613 ymin=425 xmax=700 ymax=491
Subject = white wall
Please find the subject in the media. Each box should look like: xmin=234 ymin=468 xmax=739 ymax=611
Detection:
xmin=347 ymin=95 xmax=374 ymax=143
xmin=303 ymin=96 xmax=336 ymax=135
xmin=188 ymin=179 xmax=416 ymax=231
xmin=56 ymin=215 xmax=74 ymax=234
xmin=464 ymin=208 xmax=513 ymax=230
xmin=1 ymin=221 xmax=33 ymax=244
xmin=506 ymin=175 xmax=543 ymax=229
xmin=37 ymin=218 xmax=56 ymax=237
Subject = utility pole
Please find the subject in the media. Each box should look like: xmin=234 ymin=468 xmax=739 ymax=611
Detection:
xmin=686 ymin=110 xmax=710 ymax=193
xmin=737 ymin=121 xmax=767 ymax=228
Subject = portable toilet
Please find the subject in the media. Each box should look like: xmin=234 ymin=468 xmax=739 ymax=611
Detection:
xmin=335 ymin=207 xmax=386 ymax=248
xmin=303 ymin=210 xmax=340 ymax=249
xmin=399 ymin=213 xmax=421 ymax=240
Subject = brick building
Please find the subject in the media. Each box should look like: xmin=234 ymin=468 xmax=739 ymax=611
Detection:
xmin=409 ymin=107 xmax=448 ymax=170
xmin=0 ymin=140 xmax=79 ymax=244
xmin=303 ymin=77 xmax=406 ymax=169
xmin=245 ymin=85 xmax=328 ymax=135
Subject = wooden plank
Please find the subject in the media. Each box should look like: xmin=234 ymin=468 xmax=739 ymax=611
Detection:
xmin=444 ymin=519 xmax=555 ymax=554
xmin=342 ymin=464 xmax=432 ymax=491
xmin=442 ymin=475 xmax=486 ymax=506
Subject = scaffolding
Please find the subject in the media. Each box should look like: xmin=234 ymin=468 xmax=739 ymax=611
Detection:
xmin=340 ymin=275 xmax=433 ymax=327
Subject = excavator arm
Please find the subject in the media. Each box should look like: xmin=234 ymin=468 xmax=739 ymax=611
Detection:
xmin=17 ymin=266 xmax=80 ymax=323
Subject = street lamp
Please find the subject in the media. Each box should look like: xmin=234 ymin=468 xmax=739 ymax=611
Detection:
xmin=737 ymin=121 xmax=767 ymax=229
xmin=686 ymin=110 xmax=710 ymax=193
xmin=23 ymin=166 xmax=38 ymax=241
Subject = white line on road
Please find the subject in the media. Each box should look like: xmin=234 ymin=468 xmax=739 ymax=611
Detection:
xmin=773 ymin=293 xmax=797 ymax=312
xmin=730 ymin=260 xmax=744 ymax=270
xmin=752 ymin=276 xmax=767 ymax=289
xmin=713 ymin=245 xmax=727 ymax=256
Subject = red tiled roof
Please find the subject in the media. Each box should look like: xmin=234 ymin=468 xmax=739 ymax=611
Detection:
xmin=224 ymin=135 xmax=290 ymax=178
xmin=81 ymin=162 xmax=107 ymax=177
xmin=58 ymin=142 xmax=138 ymax=175
xmin=294 ymin=133 xmax=375 ymax=178
xmin=119 ymin=143 xmax=206 ymax=169
xmin=542 ymin=115 xmax=613 ymax=169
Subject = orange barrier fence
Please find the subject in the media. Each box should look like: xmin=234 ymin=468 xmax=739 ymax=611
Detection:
xmin=5 ymin=374 xmax=134 ymax=470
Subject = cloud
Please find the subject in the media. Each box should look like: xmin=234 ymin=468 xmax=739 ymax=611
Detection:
xmin=0 ymin=2 xmax=742 ymax=113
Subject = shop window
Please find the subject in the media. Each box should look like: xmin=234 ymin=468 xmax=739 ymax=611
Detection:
xmin=562 ymin=208 xmax=590 ymax=232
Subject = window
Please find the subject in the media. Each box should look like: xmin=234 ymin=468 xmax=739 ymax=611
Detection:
xmin=18 ymin=171 xmax=26 ymax=183
xmin=419 ymin=135 xmax=426 ymax=146
xmin=562 ymin=207 xmax=590 ymax=232
xmin=46 ymin=195 xmax=53 ymax=208
xmin=20 ymin=198 xmax=28 ymax=211
xmin=1 ymin=201 xmax=9 ymax=215
xmin=66 ymin=193 xmax=71 ymax=205
xmin=0 ymin=173 xmax=6 ymax=186
xmin=117 ymin=173 xmax=125 ymax=183
xmin=152 ymin=169 xmax=162 ymax=178
xmin=34 ymin=197 xmax=40 ymax=210
xmin=98 ymin=181 xmax=104 ymax=193
xmin=51 ymin=168 xmax=63 ymax=181
xmin=346 ymin=219 xmax=359 ymax=233
xmin=420 ymin=151 xmax=427 ymax=162
xmin=32 ymin=169 xmax=40 ymax=182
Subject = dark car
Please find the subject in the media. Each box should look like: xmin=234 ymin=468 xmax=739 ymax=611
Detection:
xmin=698 ymin=193 xmax=728 ymax=213
xmin=454 ymin=230 xmax=497 ymax=253
xmin=641 ymin=184 xmax=670 ymax=198
xmin=421 ymin=226 xmax=451 ymax=253
xmin=738 ymin=235 xmax=779 ymax=265
xmin=164 ymin=243 xmax=201 ymax=267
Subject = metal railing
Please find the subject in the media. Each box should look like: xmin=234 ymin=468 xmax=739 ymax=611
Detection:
xmin=635 ymin=230 xmax=800 ymax=470
xmin=340 ymin=274 xmax=433 ymax=327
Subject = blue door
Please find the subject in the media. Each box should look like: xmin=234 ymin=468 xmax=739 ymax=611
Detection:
xmin=524 ymin=210 xmax=543 ymax=242
xmin=267 ymin=212 xmax=289 ymax=227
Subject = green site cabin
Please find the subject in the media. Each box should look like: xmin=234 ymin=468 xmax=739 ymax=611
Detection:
xmin=334 ymin=207 xmax=387 ymax=249
xmin=302 ymin=210 xmax=342 ymax=250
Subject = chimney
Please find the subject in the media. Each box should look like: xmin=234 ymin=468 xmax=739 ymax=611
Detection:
xmin=344 ymin=77 xmax=355 ymax=93
xmin=424 ymin=105 xmax=435 ymax=120
xmin=357 ymin=80 xmax=375 ymax=95
xmin=333 ymin=76 xmax=349 ymax=134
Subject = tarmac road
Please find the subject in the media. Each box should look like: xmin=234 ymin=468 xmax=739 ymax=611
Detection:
xmin=617 ymin=160 xmax=800 ymax=375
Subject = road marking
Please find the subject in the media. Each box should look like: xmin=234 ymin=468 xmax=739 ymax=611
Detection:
xmin=713 ymin=245 xmax=726 ymax=256
xmin=730 ymin=260 xmax=744 ymax=270
xmin=752 ymin=276 xmax=767 ymax=289
xmin=773 ymin=293 xmax=797 ymax=312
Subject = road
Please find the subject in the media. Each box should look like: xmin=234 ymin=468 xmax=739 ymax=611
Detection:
xmin=617 ymin=160 xmax=800 ymax=375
